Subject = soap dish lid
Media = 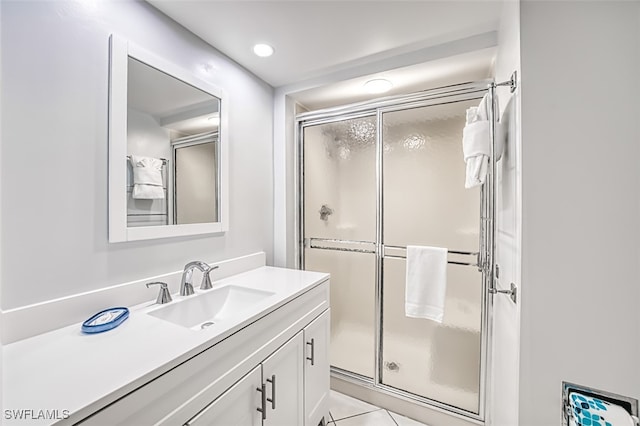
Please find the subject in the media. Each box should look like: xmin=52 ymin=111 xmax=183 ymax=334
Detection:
xmin=81 ymin=307 xmax=129 ymax=334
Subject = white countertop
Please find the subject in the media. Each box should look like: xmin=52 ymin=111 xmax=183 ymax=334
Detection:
xmin=2 ymin=266 xmax=328 ymax=425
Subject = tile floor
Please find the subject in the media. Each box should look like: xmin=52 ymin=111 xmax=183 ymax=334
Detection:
xmin=327 ymin=390 xmax=430 ymax=426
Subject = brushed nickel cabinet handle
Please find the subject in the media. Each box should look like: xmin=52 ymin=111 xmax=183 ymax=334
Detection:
xmin=266 ymin=374 xmax=276 ymax=409
xmin=306 ymin=338 xmax=315 ymax=366
xmin=256 ymin=383 xmax=267 ymax=420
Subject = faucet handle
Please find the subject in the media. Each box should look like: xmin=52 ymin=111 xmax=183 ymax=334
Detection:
xmin=200 ymin=265 xmax=220 ymax=290
xmin=146 ymin=282 xmax=172 ymax=304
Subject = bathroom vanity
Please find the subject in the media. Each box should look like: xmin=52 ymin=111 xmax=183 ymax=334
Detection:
xmin=3 ymin=267 xmax=330 ymax=426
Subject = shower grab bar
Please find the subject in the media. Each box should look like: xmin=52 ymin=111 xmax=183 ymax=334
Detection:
xmin=306 ymin=238 xmax=376 ymax=254
xmin=308 ymin=245 xmax=375 ymax=255
xmin=126 ymin=155 xmax=168 ymax=165
xmin=308 ymin=243 xmax=375 ymax=254
xmin=307 ymin=238 xmax=374 ymax=246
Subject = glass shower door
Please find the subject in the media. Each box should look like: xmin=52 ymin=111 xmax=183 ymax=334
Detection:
xmin=381 ymin=99 xmax=484 ymax=414
xmin=302 ymin=116 xmax=377 ymax=379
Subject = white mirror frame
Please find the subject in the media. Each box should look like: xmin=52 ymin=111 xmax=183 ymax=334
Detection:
xmin=108 ymin=35 xmax=229 ymax=242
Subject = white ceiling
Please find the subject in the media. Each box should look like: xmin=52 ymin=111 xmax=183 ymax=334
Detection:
xmin=128 ymin=57 xmax=220 ymax=135
xmin=128 ymin=57 xmax=215 ymax=116
xmin=293 ymin=47 xmax=495 ymax=110
xmin=148 ymin=0 xmax=503 ymax=110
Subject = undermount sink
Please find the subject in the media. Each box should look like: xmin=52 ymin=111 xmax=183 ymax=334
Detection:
xmin=147 ymin=285 xmax=275 ymax=330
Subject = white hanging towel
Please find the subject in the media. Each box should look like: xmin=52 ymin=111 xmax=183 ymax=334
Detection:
xmin=405 ymin=245 xmax=448 ymax=323
xmin=129 ymin=155 xmax=165 ymax=199
xmin=462 ymin=93 xmax=502 ymax=189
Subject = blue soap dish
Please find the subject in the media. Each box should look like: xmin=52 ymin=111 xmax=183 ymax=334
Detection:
xmin=81 ymin=307 xmax=129 ymax=334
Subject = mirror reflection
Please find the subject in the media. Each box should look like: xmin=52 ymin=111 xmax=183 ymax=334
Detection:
xmin=126 ymin=57 xmax=220 ymax=228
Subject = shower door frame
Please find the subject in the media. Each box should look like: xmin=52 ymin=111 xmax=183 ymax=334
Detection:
xmin=295 ymin=81 xmax=497 ymax=422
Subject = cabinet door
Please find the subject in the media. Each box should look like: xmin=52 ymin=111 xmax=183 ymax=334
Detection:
xmin=304 ymin=309 xmax=331 ymax=426
xmin=185 ymin=365 xmax=262 ymax=426
xmin=263 ymin=331 xmax=305 ymax=426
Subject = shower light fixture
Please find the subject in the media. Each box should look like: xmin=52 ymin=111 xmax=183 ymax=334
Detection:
xmin=253 ymin=43 xmax=274 ymax=58
xmin=364 ymin=78 xmax=393 ymax=94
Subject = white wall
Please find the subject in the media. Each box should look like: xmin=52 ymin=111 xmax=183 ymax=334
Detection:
xmin=519 ymin=1 xmax=640 ymax=424
xmin=127 ymin=109 xmax=171 ymax=160
xmin=0 ymin=0 xmax=274 ymax=310
xmin=0 ymin=0 xmax=3 ymax=414
xmin=489 ymin=1 xmax=521 ymax=425
xmin=272 ymin=92 xmax=297 ymax=268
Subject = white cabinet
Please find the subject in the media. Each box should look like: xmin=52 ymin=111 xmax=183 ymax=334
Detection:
xmin=262 ymin=332 xmax=305 ymax=426
xmin=77 ymin=282 xmax=330 ymax=426
xmin=304 ymin=310 xmax=331 ymax=426
xmin=186 ymin=325 xmax=325 ymax=426
xmin=186 ymin=365 xmax=262 ymax=426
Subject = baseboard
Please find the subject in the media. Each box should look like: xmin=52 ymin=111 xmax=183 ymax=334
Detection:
xmin=330 ymin=375 xmax=483 ymax=426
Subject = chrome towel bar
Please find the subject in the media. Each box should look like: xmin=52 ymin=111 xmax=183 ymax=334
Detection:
xmin=384 ymin=245 xmax=478 ymax=257
xmin=126 ymin=155 xmax=168 ymax=165
xmin=305 ymin=238 xmax=479 ymax=267
xmin=383 ymin=245 xmax=479 ymax=267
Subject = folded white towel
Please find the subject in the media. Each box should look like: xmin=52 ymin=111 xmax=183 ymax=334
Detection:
xmin=405 ymin=245 xmax=448 ymax=323
xmin=132 ymin=184 xmax=165 ymax=199
xmin=129 ymin=155 xmax=165 ymax=199
xmin=462 ymin=93 xmax=502 ymax=188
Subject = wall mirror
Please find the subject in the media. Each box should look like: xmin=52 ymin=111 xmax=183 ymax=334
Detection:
xmin=108 ymin=35 xmax=228 ymax=242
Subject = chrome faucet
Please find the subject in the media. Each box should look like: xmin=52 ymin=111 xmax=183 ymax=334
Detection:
xmin=180 ymin=261 xmax=218 ymax=295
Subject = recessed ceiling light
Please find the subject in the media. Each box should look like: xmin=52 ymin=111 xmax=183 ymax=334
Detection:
xmin=364 ymin=78 xmax=393 ymax=94
xmin=253 ymin=43 xmax=274 ymax=58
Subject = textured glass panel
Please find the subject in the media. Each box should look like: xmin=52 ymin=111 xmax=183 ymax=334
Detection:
xmin=305 ymin=248 xmax=375 ymax=378
xmin=382 ymin=99 xmax=480 ymax=250
xmin=303 ymin=117 xmax=376 ymax=242
xmin=381 ymin=258 xmax=481 ymax=414
xmin=381 ymin=99 xmax=483 ymax=413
